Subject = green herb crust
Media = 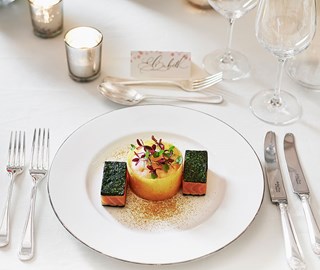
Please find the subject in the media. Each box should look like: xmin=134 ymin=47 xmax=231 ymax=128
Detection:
xmin=183 ymin=150 xmax=208 ymax=183
xmin=101 ymin=161 xmax=127 ymax=196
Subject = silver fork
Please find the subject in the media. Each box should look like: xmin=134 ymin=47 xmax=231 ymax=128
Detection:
xmin=0 ymin=131 xmax=25 ymax=247
xmin=102 ymin=72 xmax=223 ymax=92
xmin=18 ymin=129 xmax=49 ymax=261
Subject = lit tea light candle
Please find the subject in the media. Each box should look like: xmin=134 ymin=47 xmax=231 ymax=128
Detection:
xmin=28 ymin=0 xmax=63 ymax=38
xmin=64 ymin=27 xmax=103 ymax=82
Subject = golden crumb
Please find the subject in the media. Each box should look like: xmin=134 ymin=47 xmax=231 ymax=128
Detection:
xmin=108 ymin=188 xmax=208 ymax=232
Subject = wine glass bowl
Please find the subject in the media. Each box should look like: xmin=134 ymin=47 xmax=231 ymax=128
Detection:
xmin=250 ymin=0 xmax=316 ymax=125
xmin=286 ymin=3 xmax=320 ymax=90
xmin=208 ymin=0 xmax=257 ymax=19
xmin=256 ymin=2 xmax=316 ymax=58
xmin=203 ymin=0 xmax=258 ymax=81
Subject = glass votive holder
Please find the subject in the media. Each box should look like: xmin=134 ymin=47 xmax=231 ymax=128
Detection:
xmin=64 ymin=26 xmax=103 ymax=82
xmin=28 ymin=0 xmax=63 ymax=38
xmin=0 ymin=0 xmax=16 ymax=6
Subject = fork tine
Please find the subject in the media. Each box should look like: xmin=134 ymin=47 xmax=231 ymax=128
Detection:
xmin=40 ymin=129 xmax=45 ymax=170
xmin=9 ymin=131 xmax=18 ymax=167
xmin=16 ymin=131 xmax=21 ymax=167
xmin=7 ymin=131 xmax=13 ymax=167
xmin=12 ymin=131 xmax=18 ymax=166
xmin=30 ymin=129 xmax=37 ymax=170
xmin=21 ymin=132 xmax=26 ymax=167
xmin=192 ymin=72 xmax=222 ymax=86
xmin=44 ymin=129 xmax=49 ymax=170
xmin=192 ymin=77 xmax=223 ymax=91
xmin=194 ymin=76 xmax=223 ymax=89
xmin=13 ymin=131 xmax=18 ymax=167
xmin=37 ymin=129 xmax=42 ymax=169
xmin=192 ymin=72 xmax=223 ymax=85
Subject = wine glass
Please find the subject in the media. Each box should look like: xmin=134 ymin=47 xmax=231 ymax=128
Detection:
xmin=203 ymin=0 xmax=258 ymax=80
xmin=250 ymin=0 xmax=316 ymax=125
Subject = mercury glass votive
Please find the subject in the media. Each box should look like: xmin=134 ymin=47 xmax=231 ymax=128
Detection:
xmin=64 ymin=27 xmax=103 ymax=82
xmin=28 ymin=0 xmax=63 ymax=38
xmin=0 ymin=0 xmax=16 ymax=6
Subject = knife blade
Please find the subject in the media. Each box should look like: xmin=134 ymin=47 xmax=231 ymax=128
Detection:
xmin=284 ymin=133 xmax=320 ymax=255
xmin=264 ymin=131 xmax=305 ymax=269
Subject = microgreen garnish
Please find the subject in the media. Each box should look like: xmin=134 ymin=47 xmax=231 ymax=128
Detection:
xmin=131 ymin=136 xmax=182 ymax=179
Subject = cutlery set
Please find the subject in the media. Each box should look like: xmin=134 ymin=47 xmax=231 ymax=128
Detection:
xmin=102 ymin=72 xmax=223 ymax=92
xmin=264 ymin=131 xmax=320 ymax=269
xmin=98 ymin=81 xmax=224 ymax=106
xmin=0 ymin=129 xmax=49 ymax=261
xmin=98 ymin=72 xmax=224 ymax=105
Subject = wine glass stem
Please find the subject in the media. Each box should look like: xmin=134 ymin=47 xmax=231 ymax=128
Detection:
xmin=271 ymin=58 xmax=286 ymax=107
xmin=221 ymin=18 xmax=235 ymax=64
xmin=226 ymin=18 xmax=235 ymax=54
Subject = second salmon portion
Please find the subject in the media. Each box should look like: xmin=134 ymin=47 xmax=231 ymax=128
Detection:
xmin=182 ymin=150 xmax=208 ymax=196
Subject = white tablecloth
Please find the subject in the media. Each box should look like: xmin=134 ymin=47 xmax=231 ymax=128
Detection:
xmin=1 ymin=0 xmax=320 ymax=269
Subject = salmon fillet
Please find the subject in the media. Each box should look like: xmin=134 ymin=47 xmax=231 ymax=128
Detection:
xmin=182 ymin=181 xmax=206 ymax=195
xmin=101 ymin=188 xmax=127 ymax=207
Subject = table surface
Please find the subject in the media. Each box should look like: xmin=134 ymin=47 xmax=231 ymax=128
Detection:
xmin=1 ymin=0 xmax=320 ymax=269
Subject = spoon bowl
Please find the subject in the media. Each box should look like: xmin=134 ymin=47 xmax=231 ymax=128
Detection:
xmin=98 ymin=82 xmax=224 ymax=105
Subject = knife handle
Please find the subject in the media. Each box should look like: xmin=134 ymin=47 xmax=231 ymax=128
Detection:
xmin=279 ymin=203 xmax=306 ymax=270
xmin=300 ymin=194 xmax=320 ymax=255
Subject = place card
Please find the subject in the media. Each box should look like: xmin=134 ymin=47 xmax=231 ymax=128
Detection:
xmin=131 ymin=51 xmax=191 ymax=79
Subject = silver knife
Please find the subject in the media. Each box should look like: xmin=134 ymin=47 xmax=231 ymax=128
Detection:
xmin=284 ymin=133 xmax=320 ymax=255
xmin=264 ymin=131 xmax=305 ymax=269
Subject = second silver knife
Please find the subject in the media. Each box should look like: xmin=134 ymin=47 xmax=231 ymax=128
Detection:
xmin=284 ymin=133 xmax=320 ymax=255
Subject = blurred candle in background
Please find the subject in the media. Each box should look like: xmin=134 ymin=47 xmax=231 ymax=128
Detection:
xmin=28 ymin=0 xmax=63 ymax=38
xmin=0 ymin=0 xmax=15 ymax=6
xmin=64 ymin=27 xmax=103 ymax=82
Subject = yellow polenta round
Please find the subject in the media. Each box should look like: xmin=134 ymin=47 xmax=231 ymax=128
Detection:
xmin=127 ymin=141 xmax=183 ymax=201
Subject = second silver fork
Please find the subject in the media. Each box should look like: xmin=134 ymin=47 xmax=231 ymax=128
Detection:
xmin=18 ymin=128 xmax=49 ymax=261
xmin=0 ymin=131 xmax=25 ymax=247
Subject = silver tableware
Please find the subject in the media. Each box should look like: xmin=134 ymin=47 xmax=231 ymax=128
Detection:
xmin=264 ymin=131 xmax=305 ymax=270
xmin=102 ymin=72 xmax=223 ymax=92
xmin=0 ymin=131 xmax=25 ymax=247
xmin=98 ymin=82 xmax=224 ymax=106
xmin=18 ymin=129 xmax=49 ymax=261
xmin=284 ymin=133 xmax=320 ymax=255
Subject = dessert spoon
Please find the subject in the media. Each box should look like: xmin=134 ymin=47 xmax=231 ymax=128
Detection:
xmin=98 ymin=82 xmax=224 ymax=106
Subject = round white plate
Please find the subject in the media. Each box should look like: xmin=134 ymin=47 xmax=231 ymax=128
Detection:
xmin=48 ymin=105 xmax=264 ymax=265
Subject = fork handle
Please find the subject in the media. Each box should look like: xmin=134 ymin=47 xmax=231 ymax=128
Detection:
xmin=104 ymin=76 xmax=182 ymax=87
xmin=18 ymin=185 xmax=37 ymax=261
xmin=0 ymin=175 xmax=14 ymax=247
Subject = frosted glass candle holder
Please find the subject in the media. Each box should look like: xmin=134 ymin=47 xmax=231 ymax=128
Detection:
xmin=28 ymin=0 xmax=63 ymax=38
xmin=64 ymin=27 xmax=103 ymax=82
